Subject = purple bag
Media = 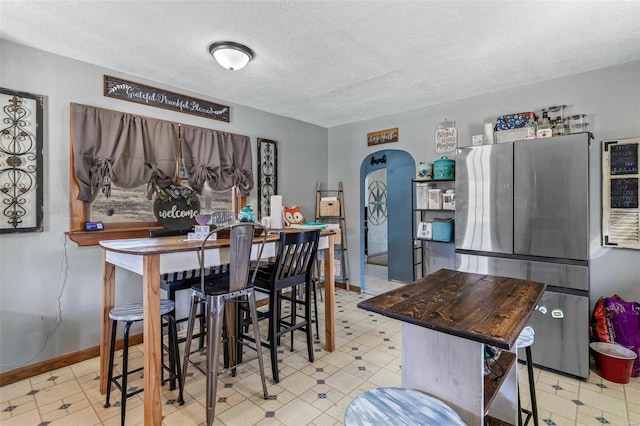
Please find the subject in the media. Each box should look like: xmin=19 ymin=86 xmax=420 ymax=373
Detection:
xmin=603 ymin=297 xmax=640 ymax=377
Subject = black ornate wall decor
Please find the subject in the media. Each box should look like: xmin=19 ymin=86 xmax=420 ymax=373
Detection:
xmin=0 ymin=88 xmax=44 ymax=233
xmin=257 ymin=138 xmax=278 ymax=218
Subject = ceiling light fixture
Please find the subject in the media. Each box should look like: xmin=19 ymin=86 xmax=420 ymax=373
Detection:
xmin=208 ymin=41 xmax=254 ymax=71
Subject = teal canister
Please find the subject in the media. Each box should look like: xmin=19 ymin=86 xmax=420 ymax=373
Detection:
xmin=433 ymin=156 xmax=455 ymax=180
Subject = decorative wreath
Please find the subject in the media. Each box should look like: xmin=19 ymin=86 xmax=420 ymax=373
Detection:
xmin=156 ymin=184 xmax=199 ymax=206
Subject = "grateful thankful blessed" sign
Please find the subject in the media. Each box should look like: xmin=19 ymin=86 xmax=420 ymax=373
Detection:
xmin=104 ymin=75 xmax=230 ymax=122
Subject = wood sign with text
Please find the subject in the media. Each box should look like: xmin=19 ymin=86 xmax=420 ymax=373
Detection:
xmin=367 ymin=128 xmax=398 ymax=146
xmin=104 ymin=75 xmax=230 ymax=122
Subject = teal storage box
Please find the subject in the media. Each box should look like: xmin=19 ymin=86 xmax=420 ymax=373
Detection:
xmin=432 ymin=219 xmax=454 ymax=242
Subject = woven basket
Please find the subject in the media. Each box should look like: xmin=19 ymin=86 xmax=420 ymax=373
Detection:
xmin=332 ymin=228 xmax=342 ymax=245
xmin=320 ymin=200 xmax=340 ymax=217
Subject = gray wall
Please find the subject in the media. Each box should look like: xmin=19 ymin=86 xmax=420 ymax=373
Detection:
xmin=0 ymin=40 xmax=327 ymax=372
xmin=328 ymin=61 xmax=640 ymax=306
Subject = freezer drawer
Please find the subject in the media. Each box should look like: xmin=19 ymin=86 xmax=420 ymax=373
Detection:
xmin=455 ymin=253 xmax=589 ymax=291
xmin=522 ymin=291 xmax=590 ymax=379
xmin=455 ymin=144 xmax=514 ymax=254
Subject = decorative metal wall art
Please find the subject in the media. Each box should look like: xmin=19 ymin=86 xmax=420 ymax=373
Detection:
xmin=0 ymin=88 xmax=44 ymax=233
xmin=257 ymin=138 xmax=278 ymax=218
xmin=367 ymin=179 xmax=387 ymax=225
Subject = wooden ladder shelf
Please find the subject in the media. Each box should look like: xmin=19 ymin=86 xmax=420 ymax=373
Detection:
xmin=315 ymin=181 xmax=350 ymax=291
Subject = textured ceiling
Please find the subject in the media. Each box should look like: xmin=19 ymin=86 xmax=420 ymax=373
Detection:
xmin=1 ymin=1 xmax=639 ymax=128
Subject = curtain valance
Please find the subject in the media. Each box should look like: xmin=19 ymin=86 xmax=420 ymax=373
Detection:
xmin=181 ymin=125 xmax=254 ymax=197
xmin=70 ymin=103 xmax=253 ymax=202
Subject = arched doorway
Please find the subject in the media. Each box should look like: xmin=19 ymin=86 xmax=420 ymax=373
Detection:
xmin=359 ymin=149 xmax=415 ymax=292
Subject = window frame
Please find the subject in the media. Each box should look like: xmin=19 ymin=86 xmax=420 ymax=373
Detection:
xmin=67 ymin=123 xmax=245 ymax=247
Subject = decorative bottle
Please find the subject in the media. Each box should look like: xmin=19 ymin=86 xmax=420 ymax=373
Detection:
xmin=525 ymin=117 xmax=537 ymax=139
xmin=536 ymin=112 xmax=552 ymax=138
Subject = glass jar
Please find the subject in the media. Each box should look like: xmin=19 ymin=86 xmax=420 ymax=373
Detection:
xmin=552 ymin=117 xmax=565 ymax=137
xmin=567 ymin=114 xmax=588 ymax=134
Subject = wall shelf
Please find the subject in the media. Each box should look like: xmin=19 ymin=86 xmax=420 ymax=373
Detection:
xmin=411 ymin=178 xmax=456 ymax=280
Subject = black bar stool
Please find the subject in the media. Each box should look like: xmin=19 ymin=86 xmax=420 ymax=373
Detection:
xmin=104 ymin=299 xmax=184 ymax=426
xmin=242 ymin=229 xmax=320 ymax=383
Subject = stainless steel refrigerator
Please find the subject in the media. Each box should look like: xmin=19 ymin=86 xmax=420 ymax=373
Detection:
xmin=455 ymin=133 xmax=591 ymax=379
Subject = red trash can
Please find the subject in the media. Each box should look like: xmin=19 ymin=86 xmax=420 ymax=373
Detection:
xmin=590 ymin=342 xmax=637 ymax=384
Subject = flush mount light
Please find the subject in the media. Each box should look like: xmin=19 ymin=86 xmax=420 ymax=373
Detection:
xmin=208 ymin=41 xmax=254 ymax=71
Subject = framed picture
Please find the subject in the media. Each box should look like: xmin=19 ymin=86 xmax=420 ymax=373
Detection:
xmin=0 ymin=87 xmax=44 ymax=233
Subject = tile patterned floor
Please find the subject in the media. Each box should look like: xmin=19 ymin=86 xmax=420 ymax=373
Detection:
xmin=2 ymin=287 xmax=639 ymax=425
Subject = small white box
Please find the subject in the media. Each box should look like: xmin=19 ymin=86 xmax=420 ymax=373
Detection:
xmin=472 ymin=135 xmax=485 ymax=146
xmin=443 ymin=193 xmax=455 ymax=210
xmin=188 ymin=231 xmax=211 ymax=241
xmin=428 ymin=189 xmax=442 ymax=210
xmin=194 ymin=225 xmax=210 ymax=234
xmin=416 ymin=183 xmax=429 ymax=209
xmin=417 ymin=221 xmax=432 ymax=239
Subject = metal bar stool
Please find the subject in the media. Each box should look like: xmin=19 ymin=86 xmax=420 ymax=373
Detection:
xmin=104 ymin=300 xmax=184 ymax=426
xmin=160 ymin=265 xmax=230 ymax=384
xmin=181 ymin=223 xmax=270 ymax=426
xmin=517 ymin=326 xmax=538 ymax=426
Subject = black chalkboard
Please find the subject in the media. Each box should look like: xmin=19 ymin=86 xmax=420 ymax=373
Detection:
xmin=610 ymin=178 xmax=638 ymax=209
xmin=104 ymin=75 xmax=230 ymax=122
xmin=610 ymin=143 xmax=638 ymax=175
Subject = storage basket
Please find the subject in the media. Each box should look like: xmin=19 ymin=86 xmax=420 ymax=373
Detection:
xmin=432 ymin=219 xmax=454 ymax=242
xmin=332 ymin=228 xmax=342 ymax=245
xmin=320 ymin=200 xmax=341 ymax=217
xmin=495 ymin=128 xmax=528 ymax=144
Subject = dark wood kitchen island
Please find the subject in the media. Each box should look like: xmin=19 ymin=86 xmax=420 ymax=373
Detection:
xmin=358 ymin=269 xmax=546 ymax=426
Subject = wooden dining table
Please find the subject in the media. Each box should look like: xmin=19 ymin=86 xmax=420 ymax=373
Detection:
xmin=99 ymin=229 xmax=336 ymax=426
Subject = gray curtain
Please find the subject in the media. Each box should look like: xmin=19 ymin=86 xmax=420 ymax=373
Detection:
xmin=181 ymin=125 xmax=254 ymax=196
xmin=71 ymin=103 xmax=177 ymax=202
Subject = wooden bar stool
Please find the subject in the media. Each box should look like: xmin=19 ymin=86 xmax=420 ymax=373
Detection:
xmin=345 ymin=387 xmax=466 ymax=425
xmin=517 ymin=326 xmax=538 ymax=426
xmin=104 ymin=300 xmax=184 ymax=426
